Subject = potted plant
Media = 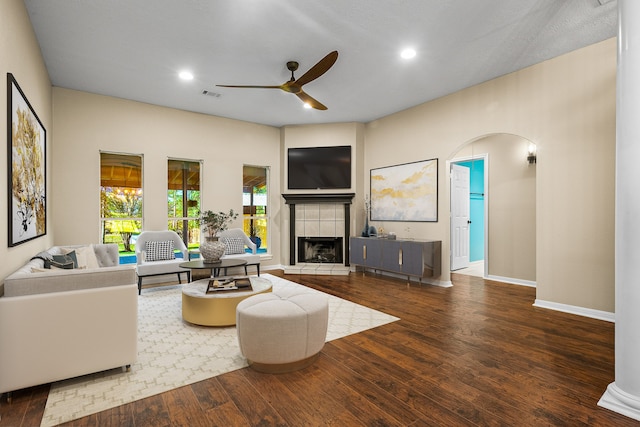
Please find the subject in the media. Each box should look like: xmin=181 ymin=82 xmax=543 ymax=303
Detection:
xmin=200 ymin=209 xmax=238 ymax=241
xmin=198 ymin=209 xmax=238 ymax=263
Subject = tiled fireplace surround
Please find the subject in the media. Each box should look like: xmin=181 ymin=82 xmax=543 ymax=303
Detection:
xmin=282 ymin=193 xmax=354 ymax=275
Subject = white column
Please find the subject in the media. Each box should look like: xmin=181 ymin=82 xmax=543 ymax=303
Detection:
xmin=598 ymin=0 xmax=640 ymax=421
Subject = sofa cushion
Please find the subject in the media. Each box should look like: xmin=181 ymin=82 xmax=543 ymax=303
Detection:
xmin=32 ymin=265 xmax=86 ymax=273
xmin=221 ymin=237 xmax=245 ymax=255
xmin=145 ymin=240 xmax=175 ymax=262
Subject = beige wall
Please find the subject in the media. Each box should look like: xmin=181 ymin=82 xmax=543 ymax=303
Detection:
xmin=51 ymin=88 xmax=282 ymax=269
xmin=364 ymin=38 xmax=616 ymax=311
xmin=1 ymin=0 xmax=53 ymax=282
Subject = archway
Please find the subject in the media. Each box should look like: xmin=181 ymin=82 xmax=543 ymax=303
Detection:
xmin=449 ymin=133 xmax=536 ymax=285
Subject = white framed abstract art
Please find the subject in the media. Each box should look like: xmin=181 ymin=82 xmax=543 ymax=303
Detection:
xmin=370 ymin=158 xmax=438 ymax=222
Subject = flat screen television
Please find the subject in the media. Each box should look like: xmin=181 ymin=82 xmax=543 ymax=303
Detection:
xmin=287 ymin=146 xmax=352 ymax=190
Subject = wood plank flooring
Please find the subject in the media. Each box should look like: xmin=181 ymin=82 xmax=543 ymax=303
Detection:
xmin=1 ymin=271 xmax=637 ymax=426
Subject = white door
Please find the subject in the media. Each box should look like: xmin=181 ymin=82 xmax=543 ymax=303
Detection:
xmin=450 ymin=163 xmax=470 ymax=270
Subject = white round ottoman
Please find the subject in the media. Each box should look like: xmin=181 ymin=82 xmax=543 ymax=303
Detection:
xmin=236 ymin=289 xmax=329 ymax=373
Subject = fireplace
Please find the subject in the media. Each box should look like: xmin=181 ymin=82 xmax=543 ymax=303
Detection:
xmin=298 ymin=237 xmax=344 ymax=264
xmin=282 ymin=193 xmax=355 ymax=274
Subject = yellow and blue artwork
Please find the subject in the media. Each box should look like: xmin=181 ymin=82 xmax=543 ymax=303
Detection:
xmin=370 ymin=158 xmax=438 ymax=222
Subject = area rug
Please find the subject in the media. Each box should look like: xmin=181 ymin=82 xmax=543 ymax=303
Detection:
xmin=41 ymin=274 xmax=399 ymax=426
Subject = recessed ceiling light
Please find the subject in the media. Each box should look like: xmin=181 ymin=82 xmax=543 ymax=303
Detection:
xmin=179 ymin=70 xmax=194 ymax=81
xmin=400 ymin=48 xmax=416 ymax=59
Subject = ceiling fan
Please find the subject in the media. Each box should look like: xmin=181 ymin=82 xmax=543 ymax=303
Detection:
xmin=216 ymin=50 xmax=338 ymax=110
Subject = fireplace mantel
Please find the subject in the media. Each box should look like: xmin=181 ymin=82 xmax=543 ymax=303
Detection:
xmin=282 ymin=193 xmax=355 ymax=267
xmin=282 ymin=193 xmax=355 ymax=205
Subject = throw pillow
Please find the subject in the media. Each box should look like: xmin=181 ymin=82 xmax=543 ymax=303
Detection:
xmin=222 ymin=237 xmax=245 ymax=255
xmin=50 ymin=251 xmax=78 ymax=269
xmin=145 ymin=240 xmax=175 ymax=262
xmin=64 ymin=246 xmax=101 ymax=269
xmin=85 ymin=244 xmax=101 ymax=269
xmin=31 ymin=251 xmax=53 ymax=266
xmin=63 ymin=246 xmax=85 ymax=268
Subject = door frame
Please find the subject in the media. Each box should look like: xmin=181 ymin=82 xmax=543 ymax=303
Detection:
xmin=449 ymin=153 xmax=489 ymax=278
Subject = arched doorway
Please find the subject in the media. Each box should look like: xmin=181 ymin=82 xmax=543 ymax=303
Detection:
xmin=449 ymin=133 xmax=536 ymax=285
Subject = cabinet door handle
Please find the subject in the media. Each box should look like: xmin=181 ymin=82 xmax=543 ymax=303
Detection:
xmin=399 ymin=248 xmax=403 ymax=265
xmin=363 ymin=245 xmax=367 ymax=260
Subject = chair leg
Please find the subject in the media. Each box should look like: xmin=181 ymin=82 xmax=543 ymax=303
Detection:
xmin=257 ymin=264 xmax=261 ymax=276
xmin=177 ymin=273 xmax=182 ymax=284
xmin=138 ymin=276 xmax=142 ymax=295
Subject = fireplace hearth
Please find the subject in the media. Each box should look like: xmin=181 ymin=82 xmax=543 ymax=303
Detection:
xmin=298 ymin=237 xmax=344 ymax=264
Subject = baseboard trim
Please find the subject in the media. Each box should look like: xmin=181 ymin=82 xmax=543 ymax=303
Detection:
xmin=486 ymin=274 xmax=536 ymax=288
xmin=533 ymin=299 xmax=615 ymax=322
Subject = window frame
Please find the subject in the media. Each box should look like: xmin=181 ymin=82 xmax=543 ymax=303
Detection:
xmin=167 ymin=157 xmax=202 ymax=249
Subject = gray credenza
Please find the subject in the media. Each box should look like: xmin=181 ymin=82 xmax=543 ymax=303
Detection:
xmin=350 ymin=237 xmax=441 ymax=280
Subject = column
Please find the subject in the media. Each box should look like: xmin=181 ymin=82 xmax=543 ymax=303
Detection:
xmin=598 ymin=0 xmax=640 ymax=421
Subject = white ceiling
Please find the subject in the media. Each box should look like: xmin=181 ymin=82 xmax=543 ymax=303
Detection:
xmin=24 ymin=0 xmax=617 ymax=128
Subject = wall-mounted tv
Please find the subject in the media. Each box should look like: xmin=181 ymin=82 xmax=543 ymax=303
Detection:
xmin=287 ymin=145 xmax=352 ymax=190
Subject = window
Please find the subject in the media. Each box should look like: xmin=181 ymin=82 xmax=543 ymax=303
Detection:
xmin=100 ymin=152 xmax=143 ymax=252
xmin=243 ymin=165 xmax=268 ymax=252
xmin=168 ymin=159 xmax=201 ymax=249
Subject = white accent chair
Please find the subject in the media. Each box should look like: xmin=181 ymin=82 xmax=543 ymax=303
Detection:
xmin=218 ymin=228 xmax=261 ymax=276
xmin=135 ymin=230 xmax=190 ymax=294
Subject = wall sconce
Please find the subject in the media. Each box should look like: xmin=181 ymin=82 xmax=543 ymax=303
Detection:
xmin=527 ymin=143 xmax=537 ymax=164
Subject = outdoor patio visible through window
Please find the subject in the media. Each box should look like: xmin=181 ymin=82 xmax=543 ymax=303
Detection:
xmin=100 ymin=152 xmax=143 ymax=257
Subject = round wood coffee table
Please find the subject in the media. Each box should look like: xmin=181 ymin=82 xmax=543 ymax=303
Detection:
xmin=181 ymin=276 xmax=272 ymax=326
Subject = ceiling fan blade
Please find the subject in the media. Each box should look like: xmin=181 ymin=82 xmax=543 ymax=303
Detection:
xmin=296 ymin=90 xmax=328 ymax=110
xmin=294 ymin=51 xmax=338 ymax=87
xmin=216 ymin=84 xmax=282 ymax=89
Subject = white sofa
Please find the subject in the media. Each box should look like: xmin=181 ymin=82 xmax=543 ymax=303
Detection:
xmin=135 ymin=230 xmax=190 ymax=294
xmin=0 ymin=244 xmax=137 ymax=400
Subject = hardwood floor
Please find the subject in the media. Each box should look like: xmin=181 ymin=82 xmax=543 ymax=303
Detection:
xmin=2 ymin=271 xmax=637 ymax=426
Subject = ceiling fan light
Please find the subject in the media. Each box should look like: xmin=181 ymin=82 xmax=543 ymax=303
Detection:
xmin=303 ymin=103 xmax=312 ymax=109
xmin=401 ymin=48 xmax=416 ymax=59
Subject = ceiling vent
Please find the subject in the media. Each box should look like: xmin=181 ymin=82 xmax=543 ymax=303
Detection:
xmin=202 ymin=90 xmax=221 ymax=98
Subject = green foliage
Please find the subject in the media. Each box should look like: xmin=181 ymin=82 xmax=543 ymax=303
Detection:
xmin=200 ymin=209 xmax=238 ymax=238
xmin=101 ymin=187 xmax=142 ymax=251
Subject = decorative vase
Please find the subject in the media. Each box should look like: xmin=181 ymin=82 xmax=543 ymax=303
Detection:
xmin=250 ymin=236 xmax=262 ymax=249
xmin=361 ymin=217 xmax=370 ymax=237
xmin=200 ymin=236 xmax=225 ymax=263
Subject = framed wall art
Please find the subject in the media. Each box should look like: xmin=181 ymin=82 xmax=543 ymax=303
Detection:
xmin=370 ymin=158 xmax=438 ymax=222
xmin=7 ymin=73 xmax=47 ymax=246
